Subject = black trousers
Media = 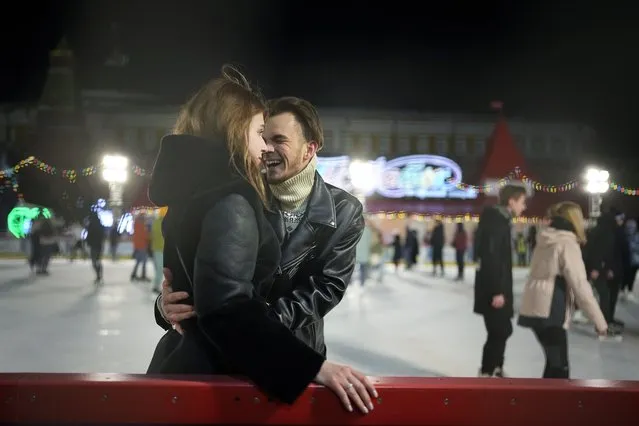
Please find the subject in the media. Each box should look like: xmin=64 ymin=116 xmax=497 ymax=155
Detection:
xmin=432 ymin=247 xmax=444 ymax=273
xmin=455 ymin=249 xmax=465 ymax=278
xmin=481 ymin=309 xmax=513 ymax=374
xmin=517 ymin=253 xmax=527 ymax=266
xmin=532 ymin=326 xmax=569 ymax=379
xmin=622 ymin=266 xmax=637 ymax=292
xmin=594 ymin=276 xmax=620 ymax=323
xmin=90 ymin=247 xmax=103 ymax=280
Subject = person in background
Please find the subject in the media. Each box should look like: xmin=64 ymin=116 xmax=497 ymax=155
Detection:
xmin=622 ymin=217 xmax=639 ymax=302
xmin=585 ymin=206 xmax=626 ymax=340
xmin=38 ymin=219 xmax=57 ymax=275
xmin=370 ymin=226 xmax=384 ymax=284
xmin=515 ymin=232 xmax=527 ymax=266
xmin=473 ymin=184 xmax=527 ymax=378
xmin=610 ymin=211 xmax=629 ymax=328
xmin=518 ymin=202 xmax=607 ymax=378
xmin=404 ymin=227 xmax=419 ymax=270
xmin=28 ymin=219 xmax=42 ymax=275
xmin=109 ymin=226 xmax=120 ymax=261
xmin=150 ymin=209 xmax=166 ymax=293
xmin=131 ymin=214 xmax=150 ymax=282
xmin=453 ymin=222 xmax=468 ymax=281
xmin=85 ymin=212 xmax=105 ymax=285
xmin=392 ymin=234 xmax=403 ymax=271
xmin=68 ymin=221 xmax=85 ymax=261
xmin=355 ymin=222 xmax=373 ymax=286
xmin=430 ymin=220 xmax=445 ymax=276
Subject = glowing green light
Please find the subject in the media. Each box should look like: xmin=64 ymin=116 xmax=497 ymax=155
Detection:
xmin=7 ymin=207 xmax=53 ymax=239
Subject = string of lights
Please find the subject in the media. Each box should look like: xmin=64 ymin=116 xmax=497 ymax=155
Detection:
xmin=1 ymin=155 xmax=638 ymax=197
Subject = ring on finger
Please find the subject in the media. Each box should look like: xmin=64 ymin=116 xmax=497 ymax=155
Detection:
xmin=344 ymin=382 xmax=354 ymax=390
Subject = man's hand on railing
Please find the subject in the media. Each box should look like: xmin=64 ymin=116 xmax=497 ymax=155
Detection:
xmin=314 ymin=361 xmax=378 ymax=414
xmin=159 ymin=268 xmax=195 ymax=334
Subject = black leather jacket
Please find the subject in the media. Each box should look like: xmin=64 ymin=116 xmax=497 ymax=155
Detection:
xmin=155 ymin=172 xmax=364 ymax=355
xmin=265 ymin=173 xmax=364 ymax=355
xmin=147 ymin=135 xmax=324 ymax=404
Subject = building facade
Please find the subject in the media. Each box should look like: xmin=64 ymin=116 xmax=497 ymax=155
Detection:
xmin=1 ymin=97 xmax=597 ymax=192
xmin=0 ymin=40 xmax=597 ymax=210
xmin=43 ymin=102 xmax=596 ymax=178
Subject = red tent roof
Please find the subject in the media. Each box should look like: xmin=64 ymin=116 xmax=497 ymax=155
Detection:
xmin=479 ymin=114 xmax=531 ymax=180
xmin=477 ymin=111 xmax=583 ymax=217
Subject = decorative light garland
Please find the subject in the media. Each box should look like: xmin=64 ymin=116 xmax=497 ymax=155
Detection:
xmin=368 ymin=211 xmax=542 ymax=223
xmin=2 ymin=156 xmax=639 ymax=197
xmin=455 ymin=167 xmax=579 ymax=194
xmin=0 ymin=156 xmax=148 ymax=182
xmin=609 ymin=182 xmax=639 ymax=196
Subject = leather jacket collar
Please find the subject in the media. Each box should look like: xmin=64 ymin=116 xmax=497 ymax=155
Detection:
xmin=266 ymin=172 xmax=337 ymax=246
xmin=305 ymin=172 xmax=337 ymax=229
xmin=269 ymin=172 xmax=337 ymax=229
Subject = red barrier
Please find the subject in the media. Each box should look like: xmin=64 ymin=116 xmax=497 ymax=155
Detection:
xmin=1 ymin=374 xmax=638 ymax=425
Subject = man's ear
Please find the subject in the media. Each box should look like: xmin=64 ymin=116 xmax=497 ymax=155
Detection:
xmin=304 ymin=141 xmax=318 ymax=160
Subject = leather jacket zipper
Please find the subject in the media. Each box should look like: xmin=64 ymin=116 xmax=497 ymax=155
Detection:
xmin=280 ymin=245 xmax=315 ymax=276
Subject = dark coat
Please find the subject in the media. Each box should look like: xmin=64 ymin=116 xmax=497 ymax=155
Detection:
xmin=473 ymin=205 xmax=514 ymax=317
xmin=85 ymin=215 xmax=105 ymax=251
xmin=430 ymin=224 xmax=444 ymax=249
xmin=145 ymin=134 xmax=324 ymax=404
xmin=585 ymin=212 xmax=628 ymax=279
xmin=153 ymin=174 xmax=364 ymax=357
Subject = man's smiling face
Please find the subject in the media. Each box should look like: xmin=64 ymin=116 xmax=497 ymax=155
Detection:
xmin=262 ymin=112 xmax=313 ymax=184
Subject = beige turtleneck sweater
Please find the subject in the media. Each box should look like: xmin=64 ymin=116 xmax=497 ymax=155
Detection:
xmin=269 ymin=155 xmax=317 ymax=211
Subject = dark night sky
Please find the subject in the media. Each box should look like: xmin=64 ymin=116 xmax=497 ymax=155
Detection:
xmin=2 ymin=0 xmax=639 ymax=157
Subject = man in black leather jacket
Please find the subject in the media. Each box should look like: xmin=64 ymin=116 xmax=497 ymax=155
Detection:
xmin=154 ymin=97 xmax=364 ymax=356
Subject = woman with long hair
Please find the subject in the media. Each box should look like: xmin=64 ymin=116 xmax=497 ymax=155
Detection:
xmin=518 ymin=201 xmax=607 ymax=378
xmin=146 ymin=65 xmax=376 ymax=412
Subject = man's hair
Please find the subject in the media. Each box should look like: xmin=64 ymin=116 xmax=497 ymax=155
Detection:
xmin=498 ymin=184 xmax=527 ymax=206
xmin=546 ymin=202 xmax=565 ymax=219
xmin=267 ymin=97 xmax=324 ymax=151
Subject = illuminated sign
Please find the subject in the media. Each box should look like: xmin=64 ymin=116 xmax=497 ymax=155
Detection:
xmin=316 ymin=155 xmax=477 ymax=199
xmin=7 ymin=207 xmax=53 ymax=239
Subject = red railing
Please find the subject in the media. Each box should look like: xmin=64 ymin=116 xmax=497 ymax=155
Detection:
xmin=1 ymin=374 xmax=638 ymax=425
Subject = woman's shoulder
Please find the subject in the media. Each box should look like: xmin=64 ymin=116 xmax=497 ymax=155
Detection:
xmin=191 ymin=179 xmax=263 ymax=214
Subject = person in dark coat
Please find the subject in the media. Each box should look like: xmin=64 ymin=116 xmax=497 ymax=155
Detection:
xmin=392 ymin=234 xmax=403 ymax=271
xmin=28 ymin=219 xmax=42 ymax=274
xmin=85 ymin=212 xmax=105 ymax=284
xmin=430 ymin=220 xmax=445 ymax=276
xmin=404 ymin=227 xmax=419 ymax=270
xmin=145 ymin=66 xmax=375 ymax=412
xmin=585 ymin=206 xmax=628 ymax=339
xmin=473 ymin=184 xmax=527 ymax=377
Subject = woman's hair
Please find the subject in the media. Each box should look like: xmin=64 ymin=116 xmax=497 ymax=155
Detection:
xmin=554 ymin=201 xmax=587 ymax=244
xmin=172 ymin=64 xmax=268 ymax=205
